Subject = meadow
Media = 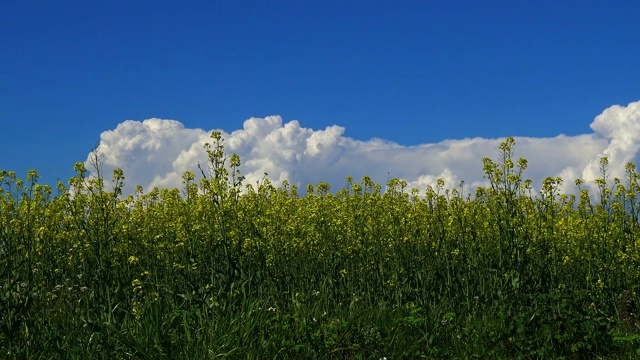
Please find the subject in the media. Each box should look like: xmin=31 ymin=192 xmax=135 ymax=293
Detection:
xmin=3 ymin=133 xmax=640 ymax=359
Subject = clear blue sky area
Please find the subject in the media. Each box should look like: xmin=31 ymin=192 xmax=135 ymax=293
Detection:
xmin=2 ymin=0 xmax=639 ymax=186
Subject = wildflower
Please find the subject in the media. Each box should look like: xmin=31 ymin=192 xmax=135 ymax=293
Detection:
xmin=132 ymin=301 xmax=141 ymax=320
xmin=80 ymin=286 xmax=88 ymax=292
xmin=132 ymin=279 xmax=143 ymax=295
xmin=128 ymin=256 xmax=139 ymax=265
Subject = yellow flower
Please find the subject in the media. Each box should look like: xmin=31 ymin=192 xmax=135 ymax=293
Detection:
xmin=131 ymin=279 xmax=143 ymax=295
xmin=132 ymin=300 xmax=141 ymax=320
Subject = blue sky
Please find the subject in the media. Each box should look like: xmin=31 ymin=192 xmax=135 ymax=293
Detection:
xmin=2 ymin=1 xmax=640 ymax=194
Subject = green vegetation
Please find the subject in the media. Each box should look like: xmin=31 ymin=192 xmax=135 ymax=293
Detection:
xmin=3 ymin=134 xmax=640 ymax=359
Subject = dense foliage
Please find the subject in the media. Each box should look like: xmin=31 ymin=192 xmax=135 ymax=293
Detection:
xmin=3 ymin=134 xmax=640 ymax=359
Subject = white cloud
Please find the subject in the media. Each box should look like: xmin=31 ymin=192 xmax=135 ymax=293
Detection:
xmin=582 ymin=101 xmax=640 ymax=185
xmin=87 ymin=101 xmax=640 ymax=198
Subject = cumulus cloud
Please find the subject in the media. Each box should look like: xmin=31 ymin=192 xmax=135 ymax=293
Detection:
xmin=87 ymin=101 xmax=640 ymax=198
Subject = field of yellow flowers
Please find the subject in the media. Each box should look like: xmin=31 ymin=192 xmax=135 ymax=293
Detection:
xmin=2 ymin=133 xmax=640 ymax=358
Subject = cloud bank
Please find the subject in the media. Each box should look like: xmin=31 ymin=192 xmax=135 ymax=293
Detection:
xmin=88 ymin=101 xmax=640 ymax=198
